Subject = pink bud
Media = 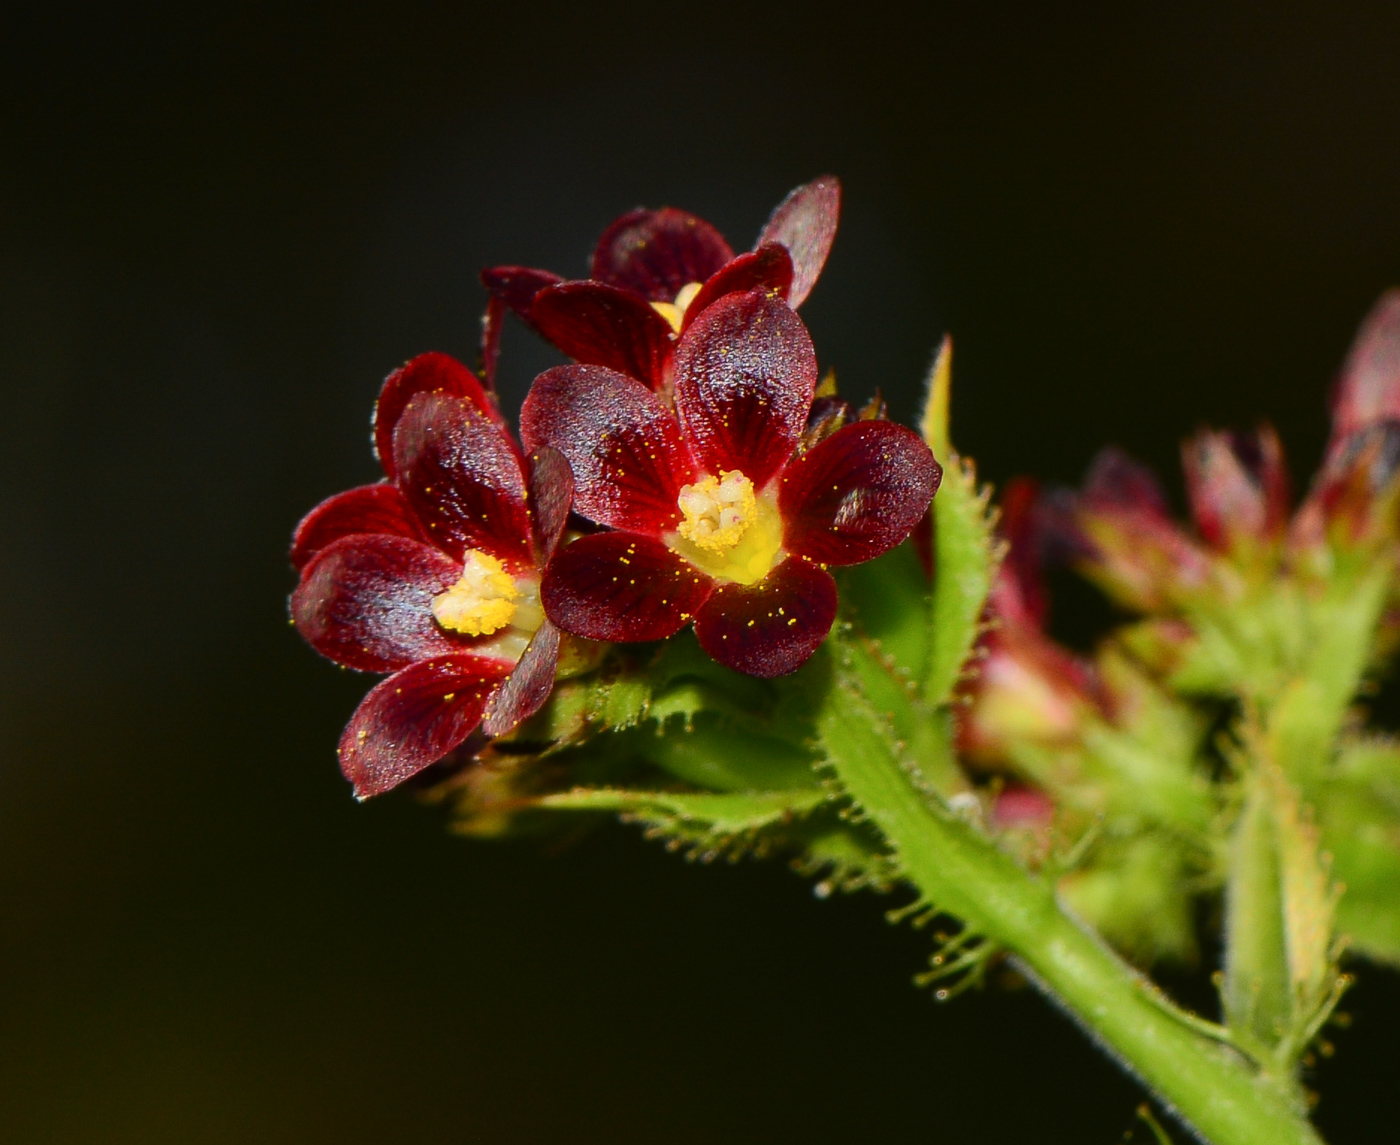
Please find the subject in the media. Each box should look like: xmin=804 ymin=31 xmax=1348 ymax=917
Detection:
xmin=1181 ymin=425 xmax=1289 ymax=553
xmin=1068 ymin=449 xmax=1215 ymax=612
xmin=1329 ymin=289 xmax=1400 ymax=448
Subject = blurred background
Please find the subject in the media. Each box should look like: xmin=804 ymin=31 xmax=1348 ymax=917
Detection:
xmin=3 ymin=4 xmax=1399 ymax=1142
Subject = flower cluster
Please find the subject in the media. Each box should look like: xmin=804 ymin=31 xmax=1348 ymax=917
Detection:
xmin=960 ymin=290 xmax=1400 ymax=965
xmin=291 ymin=178 xmax=942 ymax=797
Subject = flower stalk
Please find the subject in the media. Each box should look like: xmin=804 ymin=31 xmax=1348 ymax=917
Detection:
xmin=817 ymin=665 xmax=1321 ymax=1145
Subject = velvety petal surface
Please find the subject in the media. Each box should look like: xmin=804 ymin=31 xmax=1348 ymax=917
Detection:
xmin=482 ymin=619 xmax=561 ymax=737
xmin=291 ymin=534 xmax=465 ymax=672
xmin=374 ymin=352 xmax=497 ymax=478
xmin=527 ymin=446 xmax=575 ymax=564
xmin=680 ymin=244 xmax=793 ymax=331
xmin=521 ymin=365 xmax=696 ymax=533
xmin=290 ymin=482 xmax=423 ymax=572
xmin=590 ymin=207 xmax=734 ymax=301
xmin=673 ymin=290 xmax=817 ymax=489
xmin=541 ymin=532 xmax=712 ymax=643
xmin=755 ymin=176 xmax=841 ymax=308
xmin=338 ymin=654 xmax=510 ymax=799
xmin=780 ymin=421 xmax=942 ymax=565
xmin=694 ymin=557 xmax=837 ymax=678
xmin=530 ymin=281 xmax=675 ymax=387
xmin=393 ymin=392 xmax=534 ymax=568
xmin=480 ymin=265 xmax=564 ymax=330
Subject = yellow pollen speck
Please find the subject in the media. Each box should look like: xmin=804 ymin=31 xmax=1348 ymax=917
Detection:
xmin=443 ymin=693 xmax=456 ymax=702
xmin=677 ymin=470 xmax=757 ymax=553
xmin=431 ymin=549 xmax=520 ymax=636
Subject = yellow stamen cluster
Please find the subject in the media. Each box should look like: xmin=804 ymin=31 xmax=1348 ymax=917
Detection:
xmin=677 ymin=470 xmax=757 ymax=553
xmin=650 ymin=281 xmax=705 ymax=334
xmin=431 ymin=550 xmax=521 ymax=636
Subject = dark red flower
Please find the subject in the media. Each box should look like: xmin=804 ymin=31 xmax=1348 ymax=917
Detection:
xmin=482 ymin=177 xmax=841 ymax=391
xmin=290 ymin=352 xmax=575 ymax=798
xmin=520 ymin=290 xmax=941 ymax=678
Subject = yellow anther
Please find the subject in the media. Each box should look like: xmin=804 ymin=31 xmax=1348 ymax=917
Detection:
xmin=431 ymin=550 xmax=520 ymax=636
xmin=649 ymin=281 xmax=705 ymax=334
xmin=677 ymin=470 xmax=757 ymax=552
xmin=667 ymin=470 xmax=785 ymax=586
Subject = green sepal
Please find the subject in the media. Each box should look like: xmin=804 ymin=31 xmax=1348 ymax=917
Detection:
xmin=1267 ymin=567 xmax=1389 ymax=780
xmin=926 ymin=453 xmax=999 ymax=707
xmin=534 ymin=785 xmax=830 ymax=862
xmin=838 ymin=540 xmax=933 ymax=683
xmin=630 ymin=716 xmax=821 ymax=793
xmin=1223 ymin=760 xmax=1342 ymax=1076
xmin=1313 ymin=738 xmax=1400 ymax=965
xmin=841 ymin=629 xmax=968 ymax=797
xmin=1058 ymin=833 xmax=1201 ymax=965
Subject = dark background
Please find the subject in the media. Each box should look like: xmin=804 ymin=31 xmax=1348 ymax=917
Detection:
xmin=3 ymin=5 xmax=1399 ymax=1142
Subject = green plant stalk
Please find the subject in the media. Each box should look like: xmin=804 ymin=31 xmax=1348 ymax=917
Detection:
xmin=818 ymin=679 xmax=1323 ymax=1145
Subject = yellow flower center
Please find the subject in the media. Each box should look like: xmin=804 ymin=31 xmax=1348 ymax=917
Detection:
xmin=669 ymin=470 xmax=785 ymax=586
xmin=432 ymin=550 xmax=541 ymax=639
xmin=649 ymin=281 xmax=705 ymax=334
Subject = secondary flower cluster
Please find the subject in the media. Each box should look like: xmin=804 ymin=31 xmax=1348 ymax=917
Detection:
xmin=291 ymin=178 xmax=943 ymax=797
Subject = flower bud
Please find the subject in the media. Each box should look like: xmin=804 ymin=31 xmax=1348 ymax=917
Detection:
xmin=1062 ymin=449 xmax=1216 ymax=612
xmin=1328 ymin=289 xmax=1400 ymax=449
xmin=1181 ymin=425 xmax=1289 ymax=555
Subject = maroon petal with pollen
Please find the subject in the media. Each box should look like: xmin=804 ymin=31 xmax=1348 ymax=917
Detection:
xmin=531 ymin=281 xmax=676 ymax=387
xmin=780 ymin=421 xmax=941 ymax=565
xmin=338 ymin=653 xmax=511 ymax=799
xmin=393 ymin=392 xmax=534 ymax=568
xmin=290 ymin=482 xmax=424 ymax=572
xmin=756 ymin=176 xmax=841 ymax=309
xmin=480 ymin=265 xmax=565 ymax=332
xmin=680 ymin=243 xmax=793 ymax=331
xmin=527 ymin=446 xmax=575 ymax=564
xmin=542 ymin=532 xmax=712 ymax=643
xmin=521 ymin=365 xmax=697 ymax=534
xmin=374 ymin=352 xmax=498 ymax=478
xmin=590 ymin=207 xmax=735 ymax=302
xmin=694 ymin=557 xmax=838 ymax=678
xmin=291 ymin=534 xmax=465 ymax=672
xmin=482 ymin=619 xmax=561 ymax=737
xmin=673 ymin=290 xmax=817 ymax=489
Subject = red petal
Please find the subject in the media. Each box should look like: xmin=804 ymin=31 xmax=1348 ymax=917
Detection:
xmin=541 ymin=532 xmax=712 ymax=642
xmin=779 ymin=421 xmax=942 ymax=565
xmin=375 ymin=353 xmax=498 ymax=479
xmin=527 ymin=446 xmax=574 ymax=564
xmin=673 ymin=291 xmax=817 ymax=489
xmin=521 ymin=365 xmax=697 ymax=534
xmin=393 ymin=392 xmax=534 ymax=568
xmin=590 ymin=207 xmax=735 ymax=302
xmin=338 ymin=654 xmax=510 ymax=799
xmin=755 ymin=176 xmax=841 ymax=309
xmin=291 ymin=534 xmax=465 ymax=672
xmin=679 ymin=244 xmax=794 ymax=331
xmin=290 ymin=483 xmax=424 ymax=572
xmin=482 ymin=619 xmax=560 ymax=737
xmin=479 ymin=265 xmax=564 ymax=333
xmin=530 ymin=281 xmax=675 ymax=388
xmin=694 ymin=557 xmax=837 ymax=678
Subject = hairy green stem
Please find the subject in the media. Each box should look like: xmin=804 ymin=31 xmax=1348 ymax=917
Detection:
xmin=818 ymin=677 xmax=1323 ymax=1145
